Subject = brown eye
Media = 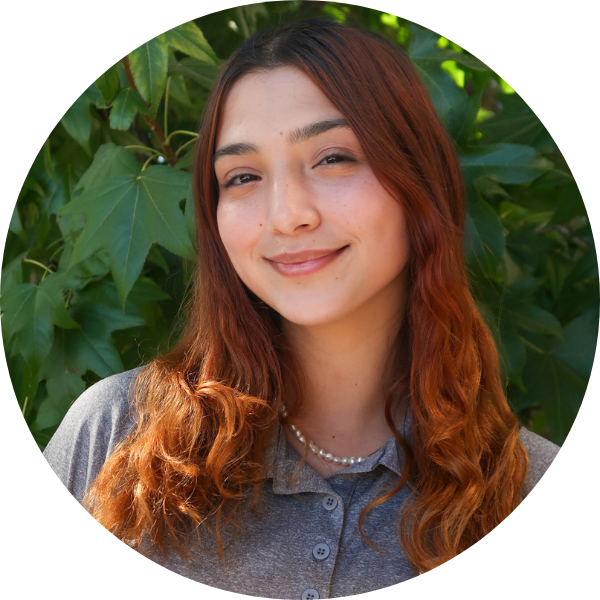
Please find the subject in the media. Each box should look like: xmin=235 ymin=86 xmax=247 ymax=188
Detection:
xmin=318 ymin=153 xmax=355 ymax=166
xmin=224 ymin=173 xmax=260 ymax=188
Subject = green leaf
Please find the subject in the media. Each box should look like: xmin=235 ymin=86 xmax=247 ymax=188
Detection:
xmin=39 ymin=302 xmax=145 ymax=398
xmin=57 ymin=242 xmax=111 ymax=282
xmin=146 ymin=244 xmax=171 ymax=273
xmin=512 ymin=350 xmax=584 ymax=444
xmin=74 ymin=276 xmax=169 ymax=313
xmin=1 ymin=274 xmax=78 ymax=373
xmin=60 ymin=93 xmax=93 ymax=154
xmin=552 ymin=309 xmax=599 ymax=380
xmin=511 ymin=311 xmax=597 ymax=444
xmin=68 ymin=302 xmax=145 ymax=376
xmin=35 ymin=370 xmax=85 ymax=430
xmin=504 ymin=303 xmax=563 ymax=338
xmin=109 ymin=88 xmax=147 ymax=130
xmin=547 ymin=182 xmax=587 ymax=226
xmin=161 ymin=21 xmax=219 ymax=64
xmin=95 ymin=64 xmax=120 ymax=105
xmin=1 ymin=252 xmax=25 ymax=294
xmin=74 ymin=142 xmax=140 ymax=192
xmin=8 ymin=206 xmax=27 ymax=242
xmin=168 ymin=58 xmax=221 ymax=90
xmin=5 ymin=353 xmax=39 ymax=410
xmin=460 ymin=143 xmax=553 ymax=185
xmin=129 ymin=36 xmax=168 ymax=119
xmin=61 ymin=166 xmax=195 ymax=305
xmin=464 ymin=188 xmax=505 ymax=265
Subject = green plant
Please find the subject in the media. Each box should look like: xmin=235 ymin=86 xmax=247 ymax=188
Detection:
xmin=2 ymin=2 xmax=597 ymax=449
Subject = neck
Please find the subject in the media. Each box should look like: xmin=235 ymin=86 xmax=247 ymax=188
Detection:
xmin=281 ymin=269 xmax=408 ymax=469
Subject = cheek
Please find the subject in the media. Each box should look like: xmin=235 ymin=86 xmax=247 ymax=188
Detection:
xmin=216 ymin=202 xmax=261 ymax=276
xmin=354 ymin=186 xmax=409 ymax=269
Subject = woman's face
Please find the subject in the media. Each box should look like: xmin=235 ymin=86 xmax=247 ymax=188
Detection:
xmin=215 ymin=66 xmax=410 ymax=327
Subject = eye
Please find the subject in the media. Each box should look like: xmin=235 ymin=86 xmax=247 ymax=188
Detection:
xmin=317 ymin=152 xmax=356 ymax=166
xmin=223 ymin=173 xmax=260 ymax=188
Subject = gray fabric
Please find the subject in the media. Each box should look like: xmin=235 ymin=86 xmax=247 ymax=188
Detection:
xmin=44 ymin=369 xmax=560 ymax=599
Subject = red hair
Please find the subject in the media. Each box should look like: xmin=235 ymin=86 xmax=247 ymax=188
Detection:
xmin=85 ymin=19 xmax=527 ymax=573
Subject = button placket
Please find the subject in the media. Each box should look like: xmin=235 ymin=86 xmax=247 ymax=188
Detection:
xmin=301 ymin=494 xmax=342 ymax=599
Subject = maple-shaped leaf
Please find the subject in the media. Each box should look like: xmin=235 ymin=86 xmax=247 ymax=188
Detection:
xmin=74 ymin=142 xmax=140 ymax=193
xmin=1 ymin=274 xmax=78 ymax=373
xmin=60 ymin=165 xmax=195 ymax=306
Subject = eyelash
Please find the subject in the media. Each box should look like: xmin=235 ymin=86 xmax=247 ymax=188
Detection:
xmin=222 ymin=152 xmax=356 ymax=189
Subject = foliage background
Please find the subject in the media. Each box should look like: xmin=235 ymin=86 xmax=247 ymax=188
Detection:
xmin=1 ymin=1 xmax=597 ymax=450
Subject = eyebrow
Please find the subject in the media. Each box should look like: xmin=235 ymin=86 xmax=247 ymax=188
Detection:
xmin=213 ymin=118 xmax=351 ymax=162
xmin=287 ymin=117 xmax=351 ymax=145
xmin=213 ymin=142 xmax=259 ymax=162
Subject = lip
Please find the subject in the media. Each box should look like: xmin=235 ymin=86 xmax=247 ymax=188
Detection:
xmin=265 ymin=246 xmax=348 ymax=277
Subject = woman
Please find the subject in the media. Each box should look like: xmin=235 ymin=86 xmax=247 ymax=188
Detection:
xmin=44 ymin=18 xmax=559 ymax=599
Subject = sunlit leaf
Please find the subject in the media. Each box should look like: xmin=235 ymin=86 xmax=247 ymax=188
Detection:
xmin=129 ymin=36 xmax=168 ymax=119
xmin=161 ymin=21 xmax=219 ymax=64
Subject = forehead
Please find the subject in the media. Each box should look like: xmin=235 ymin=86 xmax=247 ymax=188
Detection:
xmin=216 ymin=66 xmax=345 ymax=146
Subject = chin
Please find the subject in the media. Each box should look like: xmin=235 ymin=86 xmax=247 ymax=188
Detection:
xmin=273 ymin=300 xmax=353 ymax=328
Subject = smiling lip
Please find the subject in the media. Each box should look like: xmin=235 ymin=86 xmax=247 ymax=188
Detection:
xmin=265 ymin=246 xmax=348 ymax=277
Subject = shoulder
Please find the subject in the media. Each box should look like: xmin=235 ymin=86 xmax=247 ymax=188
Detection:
xmin=518 ymin=426 xmax=561 ymax=498
xmin=43 ymin=368 xmax=143 ymax=503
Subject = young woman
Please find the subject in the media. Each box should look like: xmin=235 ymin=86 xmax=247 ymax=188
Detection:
xmin=44 ymin=19 xmax=559 ymax=599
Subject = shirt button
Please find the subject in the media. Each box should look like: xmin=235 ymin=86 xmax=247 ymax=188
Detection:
xmin=312 ymin=542 xmax=331 ymax=561
xmin=322 ymin=495 xmax=338 ymax=511
xmin=302 ymin=589 xmax=320 ymax=600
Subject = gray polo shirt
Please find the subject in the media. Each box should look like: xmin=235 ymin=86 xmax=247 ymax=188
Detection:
xmin=43 ymin=369 xmax=560 ymax=599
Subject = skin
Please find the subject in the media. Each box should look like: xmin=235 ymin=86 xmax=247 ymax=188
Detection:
xmin=215 ymin=67 xmax=410 ymax=476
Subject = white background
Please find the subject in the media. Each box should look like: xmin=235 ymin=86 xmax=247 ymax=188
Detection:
xmin=1 ymin=1 xmax=597 ymax=598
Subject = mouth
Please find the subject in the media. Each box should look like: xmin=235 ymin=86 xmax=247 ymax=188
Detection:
xmin=265 ymin=245 xmax=349 ymax=277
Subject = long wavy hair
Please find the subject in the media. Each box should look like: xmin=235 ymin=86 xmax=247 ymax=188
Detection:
xmin=84 ymin=19 xmax=528 ymax=573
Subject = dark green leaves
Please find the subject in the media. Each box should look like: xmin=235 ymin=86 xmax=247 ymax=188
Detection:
xmin=460 ymin=143 xmax=553 ymax=185
xmin=61 ymin=165 xmax=194 ymax=305
xmin=60 ymin=93 xmax=93 ymax=154
xmin=464 ymin=190 xmax=505 ymax=264
xmin=2 ymin=274 xmax=78 ymax=373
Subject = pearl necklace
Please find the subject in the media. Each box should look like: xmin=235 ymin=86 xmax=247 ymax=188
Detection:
xmin=280 ymin=407 xmax=367 ymax=466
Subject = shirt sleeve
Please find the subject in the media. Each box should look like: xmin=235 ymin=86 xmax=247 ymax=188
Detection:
xmin=518 ymin=426 xmax=560 ymax=498
xmin=43 ymin=369 xmax=141 ymax=504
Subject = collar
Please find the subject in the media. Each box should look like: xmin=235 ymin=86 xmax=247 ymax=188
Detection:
xmin=264 ymin=417 xmax=408 ymax=496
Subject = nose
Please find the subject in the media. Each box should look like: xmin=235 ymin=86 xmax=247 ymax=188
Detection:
xmin=265 ymin=169 xmax=320 ymax=235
